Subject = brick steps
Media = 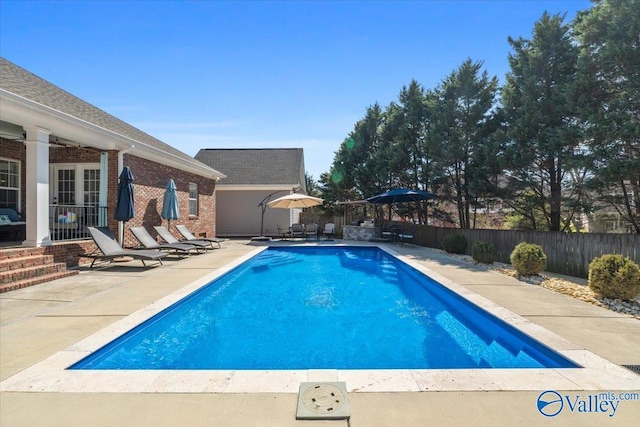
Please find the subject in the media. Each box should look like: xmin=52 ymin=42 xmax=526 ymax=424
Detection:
xmin=0 ymin=254 xmax=55 ymax=272
xmin=0 ymin=247 xmax=46 ymax=260
xmin=0 ymin=246 xmax=79 ymax=293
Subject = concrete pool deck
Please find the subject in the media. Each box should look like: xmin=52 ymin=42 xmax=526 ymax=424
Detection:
xmin=1 ymin=239 xmax=639 ymax=425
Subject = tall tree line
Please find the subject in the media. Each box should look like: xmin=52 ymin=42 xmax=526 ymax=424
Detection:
xmin=319 ymin=0 xmax=640 ymax=232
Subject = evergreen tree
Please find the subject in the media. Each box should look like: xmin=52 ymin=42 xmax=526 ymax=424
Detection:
xmin=433 ymin=59 xmax=500 ymax=228
xmin=501 ymin=12 xmax=585 ymax=231
xmin=574 ymin=0 xmax=640 ymax=233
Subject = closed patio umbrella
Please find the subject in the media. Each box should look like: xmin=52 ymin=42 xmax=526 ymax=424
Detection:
xmin=114 ymin=166 xmax=134 ymax=246
xmin=161 ymin=179 xmax=179 ymax=230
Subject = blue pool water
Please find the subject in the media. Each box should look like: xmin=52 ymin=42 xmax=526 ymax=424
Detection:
xmin=71 ymin=247 xmax=578 ymax=370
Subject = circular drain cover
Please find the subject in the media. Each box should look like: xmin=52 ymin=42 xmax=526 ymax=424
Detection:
xmin=301 ymin=383 xmax=346 ymax=414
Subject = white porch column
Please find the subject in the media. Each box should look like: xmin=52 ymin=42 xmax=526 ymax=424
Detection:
xmin=98 ymin=152 xmax=108 ymax=226
xmin=23 ymin=127 xmax=52 ymax=247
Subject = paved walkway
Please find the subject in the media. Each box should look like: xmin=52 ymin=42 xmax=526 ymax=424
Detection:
xmin=1 ymin=240 xmax=639 ymax=426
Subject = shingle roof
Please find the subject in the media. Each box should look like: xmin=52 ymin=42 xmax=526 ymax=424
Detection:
xmin=195 ymin=148 xmax=305 ymax=186
xmin=0 ymin=57 xmax=215 ymax=173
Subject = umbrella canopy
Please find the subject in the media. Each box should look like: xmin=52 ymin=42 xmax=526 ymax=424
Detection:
xmin=267 ymin=193 xmax=324 ymax=209
xmin=366 ymin=188 xmax=436 ymax=204
xmin=114 ymin=166 xmax=135 ymax=222
xmin=161 ymin=179 xmax=179 ymax=224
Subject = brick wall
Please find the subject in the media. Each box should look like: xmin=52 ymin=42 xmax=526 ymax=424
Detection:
xmin=119 ymin=154 xmax=217 ymax=248
xmin=0 ymin=139 xmax=217 ymax=250
xmin=49 ymin=145 xmax=102 ymax=163
xmin=44 ymin=240 xmax=97 ymax=266
xmin=0 ymin=137 xmax=27 ymax=213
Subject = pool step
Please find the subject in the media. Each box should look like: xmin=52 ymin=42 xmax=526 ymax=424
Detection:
xmin=435 ymin=311 xmax=487 ymax=363
xmin=339 ymin=251 xmax=400 ymax=284
xmin=479 ymin=341 xmax=524 ymax=368
xmin=434 ymin=310 xmax=542 ymax=368
xmin=252 ymin=251 xmax=301 ymax=270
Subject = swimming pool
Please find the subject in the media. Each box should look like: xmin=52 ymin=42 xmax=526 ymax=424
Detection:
xmin=71 ymin=246 xmax=577 ymax=370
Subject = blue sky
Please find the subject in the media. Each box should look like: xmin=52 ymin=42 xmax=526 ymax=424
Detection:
xmin=1 ymin=0 xmax=592 ymax=180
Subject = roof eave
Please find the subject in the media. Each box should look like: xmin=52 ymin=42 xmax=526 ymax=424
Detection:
xmin=216 ymin=184 xmax=303 ymax=192
xmin=0 ymin=90 xmax=226 ymax=180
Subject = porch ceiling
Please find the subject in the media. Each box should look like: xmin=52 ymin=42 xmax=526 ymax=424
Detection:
xmin=0 ymin=92 xmax=132 ymax=152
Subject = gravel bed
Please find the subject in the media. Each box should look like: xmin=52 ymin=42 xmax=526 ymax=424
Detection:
xmin=432 ymin=249 xmax=640 ymax=320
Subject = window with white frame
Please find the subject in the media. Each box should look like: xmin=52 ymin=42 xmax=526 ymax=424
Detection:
xmin=83 ymin=168 xmax=100 ymax=206
xmin=56 ymin=168 xmax=76 ymax=205
xmin=189 ymin=182 xmax=198 ymax=216
xmin=0 ymin=158 xmax=20 ymax=211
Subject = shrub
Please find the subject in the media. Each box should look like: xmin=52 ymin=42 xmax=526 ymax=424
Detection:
xmin=588 ymin=255 xmax=640 ymax=300
xmin=442 ymin=234 xmax=467 ymax=254
xmin=472 ymin=241 xmax=497 ymax=264
xmin=510 ymin=242 xmax=547 ymax=276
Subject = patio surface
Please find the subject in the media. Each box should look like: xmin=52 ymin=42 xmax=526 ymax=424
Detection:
xmin=1 ymin=239 xmax=639 ymax=426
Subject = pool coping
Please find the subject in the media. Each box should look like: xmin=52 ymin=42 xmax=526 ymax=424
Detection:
xmin=2 ymin=244 xmax=639 ymax=394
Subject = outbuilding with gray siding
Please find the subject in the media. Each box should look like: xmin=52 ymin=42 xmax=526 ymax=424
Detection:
xmin=195 ymin=148 xmax=307 ymax=237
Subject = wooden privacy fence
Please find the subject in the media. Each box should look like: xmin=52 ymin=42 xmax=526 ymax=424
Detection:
xmin=412 ymin=225 xmax=640 ymax=279
xmin=300 ymin=214 xmax=639 ymax=279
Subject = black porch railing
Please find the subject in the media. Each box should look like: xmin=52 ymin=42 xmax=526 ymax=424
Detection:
xmin=50 ymin=205 xmax=108 ymax=241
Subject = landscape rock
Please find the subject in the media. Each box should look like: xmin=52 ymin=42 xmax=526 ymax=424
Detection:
xmin=434 ymin=249 xmax=640 ymax=320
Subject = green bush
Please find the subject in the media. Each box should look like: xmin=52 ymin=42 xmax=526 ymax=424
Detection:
xmin=510 ymin=242 xmax=547 ymax=276
xmin=442 ymin=234 xmax=467 ymax=254
xmin=472 ymin=241 xmax=497 ymax=264
xmin=588 ymin=255 xmax=640 ymax=300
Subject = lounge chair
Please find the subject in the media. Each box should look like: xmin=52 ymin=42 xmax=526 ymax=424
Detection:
xmin=84 ymin=226 xmax=167 ymax=268
xmin=304 ymin=223 xmax=319 ymax=240
xmin=175 ymin=224 xmax=223 ymax=248
xmin=154 ymin=226 xmax=213 ymax=250
xmin=323 ymin=223 xmax=335 ymax=240
xmin=130 ymin=226 xmax=203 ymax=257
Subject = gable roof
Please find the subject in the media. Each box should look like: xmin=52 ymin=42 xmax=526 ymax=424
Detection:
xmin=0 ymin=57 xmax=224 ymax=179
xmin=195 ymin=148 xmax=305 ymax=189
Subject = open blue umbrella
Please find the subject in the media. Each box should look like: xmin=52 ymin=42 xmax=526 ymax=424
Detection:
xmin=367 ymin=188 xmax=436 ymax=223
xmin=114 ymin=166 xmax=134 ymax=246
xmin=161 ymin=179 xmax=179 ymax=229
xmin=366 ymin=188 xmax=436 ymax=204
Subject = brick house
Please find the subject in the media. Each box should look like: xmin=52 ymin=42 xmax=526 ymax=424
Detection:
xmin=0 ymin=57 xmax=225 ymax=264
xmin=195 ymin=148 xmax=306 ymax=237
